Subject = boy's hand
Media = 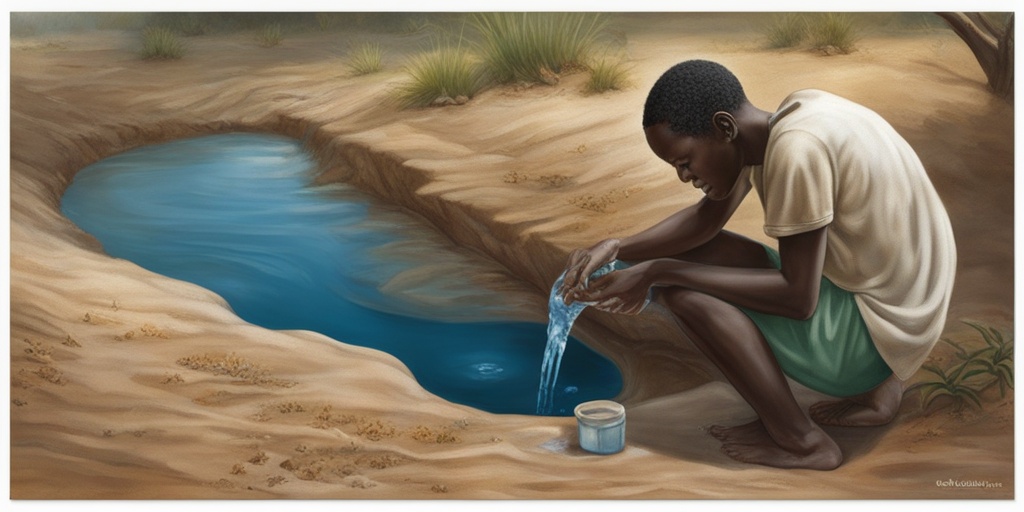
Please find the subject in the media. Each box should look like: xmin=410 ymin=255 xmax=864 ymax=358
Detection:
xmin=576 ymin=264 xmax=652 ymax=315
xmin=559 ymin=239 xmax=620 ymax=305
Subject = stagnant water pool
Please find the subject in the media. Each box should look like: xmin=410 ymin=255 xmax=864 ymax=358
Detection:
xmin=60 ymin=133 xmax=622 ymax=415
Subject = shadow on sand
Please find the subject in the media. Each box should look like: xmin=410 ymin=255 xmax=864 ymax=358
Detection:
xmin=624 ymin=381 xmax=894 ymax=469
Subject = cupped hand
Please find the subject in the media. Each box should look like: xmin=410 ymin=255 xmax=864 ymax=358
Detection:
xmin=558 ymin=238 xmax=620 ymax=305
xmin=575 ymin=264 xmax=652 ymax=315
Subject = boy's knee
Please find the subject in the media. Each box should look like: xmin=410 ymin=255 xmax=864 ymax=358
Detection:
xmin=662 ymin=288 xmax=714 ymax=318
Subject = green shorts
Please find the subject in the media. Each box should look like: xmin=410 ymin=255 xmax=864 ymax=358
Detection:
xmin=737 ymin=246 xmax=892 ymax=397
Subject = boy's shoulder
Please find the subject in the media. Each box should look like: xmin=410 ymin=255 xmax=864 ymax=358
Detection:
xmin=771 ymin=89 xmax=892 ymax=144
xmin=776 ymin=89 xmax=883 ymax=121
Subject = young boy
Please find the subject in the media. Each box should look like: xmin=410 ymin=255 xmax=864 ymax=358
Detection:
xmin=559 ymin=60 xmax=957 ymax=470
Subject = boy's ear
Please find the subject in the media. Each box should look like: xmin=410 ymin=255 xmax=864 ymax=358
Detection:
xmin=712 ymin=111 xmax=738 ymax=142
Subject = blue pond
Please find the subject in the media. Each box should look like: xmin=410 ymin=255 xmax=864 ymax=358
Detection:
xmin=60 ymin=133 xmax=622 ymax=415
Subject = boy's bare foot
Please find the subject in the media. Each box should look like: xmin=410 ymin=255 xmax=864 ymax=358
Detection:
xmin=708 ymin=420 xmax=764 ymax=444
xmin=809 ymin=374 xmax=903 ymax=427
xmin=709 ymin=419 xmax=843 ymax=470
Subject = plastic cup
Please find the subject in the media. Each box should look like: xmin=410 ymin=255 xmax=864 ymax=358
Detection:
xmin=574 ymin=400 xmax=626 ymax=454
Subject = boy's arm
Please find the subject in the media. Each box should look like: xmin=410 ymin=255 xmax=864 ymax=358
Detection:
xmin=561 ymin=174 xmax=751 ymax=299
xmin=583 ymin=226 xmax=828 ymax=319
xmin=618 ymin=180 xmax=749 ymax=260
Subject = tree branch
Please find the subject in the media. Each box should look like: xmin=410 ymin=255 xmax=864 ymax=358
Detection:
xmin=938 ymin=12 xmax=998 ymax=49
xmin=937 ymin=12 xmax=1000 ymax=84
xmin=965 ymin=12 xmax=1001 ymax=39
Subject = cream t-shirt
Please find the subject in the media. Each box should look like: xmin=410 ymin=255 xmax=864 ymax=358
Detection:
xmin=749 ymin=89 xmax=957 ymax=380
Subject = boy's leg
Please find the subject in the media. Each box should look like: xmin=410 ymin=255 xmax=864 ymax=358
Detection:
xmin=809 ymin=374 xmax=903 ymax=426
xmin=664 ymin=231 xmax=843 ymax=470
xmin=682 ymin=231 xmax=903 ymax=428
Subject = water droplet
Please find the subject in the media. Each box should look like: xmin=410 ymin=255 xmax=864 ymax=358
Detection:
xmin=563 ymin=385 xmax=578 ymax=394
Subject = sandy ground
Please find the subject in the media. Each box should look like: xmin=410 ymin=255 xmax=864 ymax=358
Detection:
xmin=8 ymin=14 xmax=1015 ymax=499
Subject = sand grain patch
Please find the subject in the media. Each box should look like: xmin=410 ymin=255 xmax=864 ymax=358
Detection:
xmin=176 ymin=352 xmax=295 ymax=387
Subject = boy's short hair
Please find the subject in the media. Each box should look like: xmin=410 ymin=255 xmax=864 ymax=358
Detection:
xmin=642 ymin=60 xmax=748 ymax=137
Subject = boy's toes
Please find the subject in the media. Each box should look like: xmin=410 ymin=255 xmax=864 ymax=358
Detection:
xmin=810 ymin=399 xmax=855 ymax=426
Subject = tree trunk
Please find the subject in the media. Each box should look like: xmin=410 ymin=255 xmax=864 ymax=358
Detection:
xmin=937 ymin=12 xmax=1014 ymax=99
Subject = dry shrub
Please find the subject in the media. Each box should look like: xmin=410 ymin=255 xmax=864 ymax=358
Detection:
xmin=395 ymin=42 xmax=487 ymax=108
xmin=256 ymin=23 xmax=282 ymax=48
xmin=471 ymin=12 xmax=608 ymax=84
xmin=809 ymin=13 xmax=859 ymax=54
xmin=279 ymin=446 xmax=400 ymax=484
xmin=358 ymin=453 xmax=407 ymax=470
xmin=763 ymin=13 xmax=808 ymax=48
xmin=276 ymin=401 xmax=306 ymax=413
xmin=249 ymin=451 xmax=269 ymax=465
xmin=585 ymin=55 xmax=631 ymax=94
xmin=569 ymin=186 xmax=641 ymax=212
xmin=408 ymin=425 xmax=461 ymax=444
xmin=33 ymin=365 xmax=66 ymax=385
xmin=309 ymin=406 xmax=394 ymax=440
xmin=176 ymin=352 xmax=294 ymax=387
xmin=140 ymin=26 xmax=186 ymax=59
xmin=161 ymin=373 xmax=185 ymax=385
xmin=139 ymin=323 xmax=169 ymax=338
xmin=310 ymin=404 xmax=338 ymax=429
xmin=355 ymin=418 xmax=398 ymax=441
xmin=23 ymin=339 xmax=52 ymax=361
xmin=347 ymin=41 xmax=384 ymax=76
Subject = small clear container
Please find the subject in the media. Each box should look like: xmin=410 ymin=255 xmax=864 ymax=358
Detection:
xmin=574 ymin=400 xmax=626 ymax=454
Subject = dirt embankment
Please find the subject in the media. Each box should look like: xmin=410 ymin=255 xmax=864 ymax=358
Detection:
xmin=9 ymin=14 xmax=1014 ymax=499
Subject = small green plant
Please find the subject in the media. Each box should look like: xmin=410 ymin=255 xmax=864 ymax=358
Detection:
xmin=315 ymin=13 xmax=337 ymax=32
xmin=916 ymin=360 xmax=983 ymax=412
xmin=585 ymin=55 xmax=631 ymax=94
xmin=808 ymin=12 xmax=859 ymax=54
xmin=763 ymin=13 xmax=807 ymax=49
xmin=256 ymin=23 xmax=283 ymax=48
xmin=347 ymin=42 xmax=384 ymax=76
xmin=471 ymin=12 xmax=608 ymax=85
xmin=960 ymin=321 xmax=1014 ymax=397
xmin=394 ymin=39 xmax=487 ymax=108
xmin=140 ymin=26 xmax=186 ymax=60
xmin=910 ymin=321 xmax=1014 ymax=413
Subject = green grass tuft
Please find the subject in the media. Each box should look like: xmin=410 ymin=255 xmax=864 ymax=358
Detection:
xmin=347 ymin=42 xmax=385 ymax=76
xmin=256 ymin=23 xmax=283 ymax=48
xmin=315 ymin=13 xmax=337 ymax=32
xmin=763 ymin=13 xmax=807 ymax=49
xmin=394 ymin=40 xmax=487 ymax=108
xmin=584 ymin=55 xmax=631 ymax=94
xmin=140 ymin=26 xmax=186 ymax=60
xmin=471 ymin=12 xmax=608 ymax=85
xmin=960 ymin=321 xmax=1014 ymax=397
xmin=808 ymin=12 xmax=859 ymax=54
xmin=908 ymin=321 xmax=1014 ymax=413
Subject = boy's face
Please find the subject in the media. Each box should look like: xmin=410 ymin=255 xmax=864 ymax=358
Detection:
xmin=644 ymin=122 xmax=743 ymax=201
